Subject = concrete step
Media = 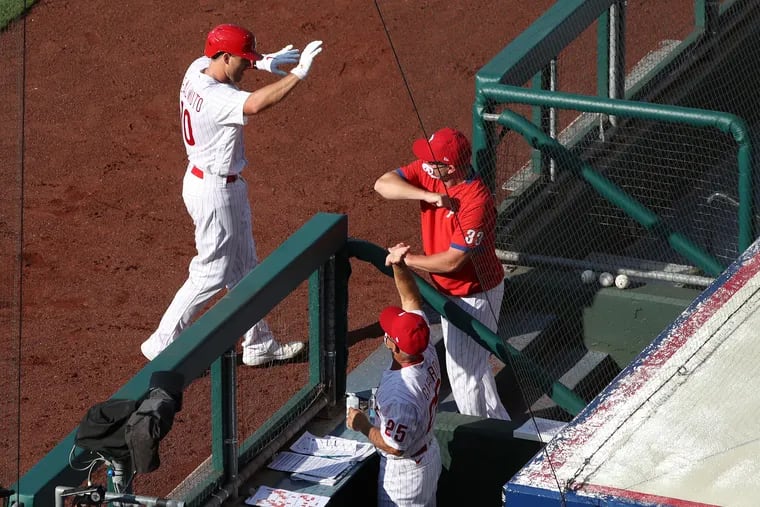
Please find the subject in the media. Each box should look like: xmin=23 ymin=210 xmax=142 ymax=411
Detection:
xmin=557 ymin=350 xmax=620 ymax=402
xmin=513 ymin=350 xmax=620 ymax=421
xmin=501 ymin=311 xmax=558 ymax=353
xmin=526 ymin=394 xmax=576 ymax=422
xmin=419 ymin=308 xmax=619 ymax=424
xmin=496 ymin=309 xmax=621 ymax=420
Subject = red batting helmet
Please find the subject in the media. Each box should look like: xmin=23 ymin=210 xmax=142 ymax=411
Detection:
xmin=204 ymin=24 xmax=262 ymax=64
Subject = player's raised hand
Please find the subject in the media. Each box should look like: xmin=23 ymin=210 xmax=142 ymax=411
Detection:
xmin=255 ymin=44 xmax=300 ymax=75
xmin=290 ymin=40 xmax=323 ymax=80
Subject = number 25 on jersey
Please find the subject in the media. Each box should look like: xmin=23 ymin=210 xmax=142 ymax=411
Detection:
xmin=384 ymin=420 xmax=407 ymax=443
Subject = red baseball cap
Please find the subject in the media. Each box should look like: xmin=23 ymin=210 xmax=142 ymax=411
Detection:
xmin=204 ymin=24 xmax=262 ymax=65
xmin=412 ymin=127 xmax=472 ymax=166
xmin=379 ymin=306 xmax=430 ymax=356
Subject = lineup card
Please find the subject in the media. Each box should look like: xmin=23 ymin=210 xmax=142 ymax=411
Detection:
xmin=245 ymin=485 xmax=329 ymax=507
xmin=267 ymin=451 xmax=354 ymax=478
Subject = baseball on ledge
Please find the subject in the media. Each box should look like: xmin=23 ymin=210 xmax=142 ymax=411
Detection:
xmin=599 ymin=272 xmax=614 ymax=287
xmin=615 ymin=274 xmax=630 ymax=289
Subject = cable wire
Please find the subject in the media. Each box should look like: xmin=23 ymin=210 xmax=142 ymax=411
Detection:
xmin=371 ymin=1 xmax=505 ymax=342
xmin=372 ymin=0 xmax=514 ymax=401
xmin=13 ymin=0 xmax=29 ymax=495
xmin=372 ymin=1 xmax=429 ymax=142
xmin=371 ymin=3 xmax=567 ymax=501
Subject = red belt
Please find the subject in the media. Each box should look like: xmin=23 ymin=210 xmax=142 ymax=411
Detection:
xmin=191 ymin=166 xmax=238 ymax=183
xmin=410 ymin=444 xmax=428 ymax=459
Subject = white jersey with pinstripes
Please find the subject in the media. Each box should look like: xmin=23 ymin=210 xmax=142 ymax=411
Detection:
xmin=180 ymin=56 xmax=251 ymax=176
xmin=375 ymin=310 xmax=442 ymax=506
xmin=140 ymin=55 xmax=279 ymax=361
xmin=376 ymin=342 xmax=441 ymax=457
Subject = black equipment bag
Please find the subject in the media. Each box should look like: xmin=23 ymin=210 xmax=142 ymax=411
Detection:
xmin=74 ymin=399 xmax=137 ymax=461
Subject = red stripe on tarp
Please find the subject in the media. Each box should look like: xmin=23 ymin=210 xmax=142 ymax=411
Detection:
xmin=581 ymin=483 xmax=723 ymax=507
xmin=520 ymin=248 xmax=760 ymax=486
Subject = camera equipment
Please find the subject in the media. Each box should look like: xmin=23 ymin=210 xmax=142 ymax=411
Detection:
xmin=64 ymin=371 xmax=185 ymax=504
xmin=54 ymin=485 xmax=185 ymax=507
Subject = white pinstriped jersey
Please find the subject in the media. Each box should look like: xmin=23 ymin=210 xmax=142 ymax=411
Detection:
xmin=179 ymin=56 xmax=251 ymax=176
xmin=140 ymin=55 xmax=281 ymax=363
xmin=376 ymin=312 xmax=442 ymax=458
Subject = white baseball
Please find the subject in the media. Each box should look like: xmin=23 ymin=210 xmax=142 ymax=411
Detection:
xmin=615 ymin=274 xmax=630 ymax=289
xmin=599 ymin=272 xmax=614 ymax=287
xmin=581 ymin=270 xmax=595 ymax=284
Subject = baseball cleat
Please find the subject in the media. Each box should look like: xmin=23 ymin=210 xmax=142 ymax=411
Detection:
xmin=242 ymin=341 xmax=307 ymax=366
xmin=141 ymin=339 xmax=159 ymax=361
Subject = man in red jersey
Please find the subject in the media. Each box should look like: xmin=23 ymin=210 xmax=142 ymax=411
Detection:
xmin=374 ymin=127 xmax=510 ymax=420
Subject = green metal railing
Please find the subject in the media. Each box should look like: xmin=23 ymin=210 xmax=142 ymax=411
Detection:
xmin=12 ymin=213 xmax=349 ymax=507
xmin=13 ymin=213 xmax=587 ymax=506
xmin=347 ymin=239 xmax=586 ymax=416
xmin=478 ymin=86 xmax=755 ymax=275
xmin=472 ymin=0 xmax=754 ymax=261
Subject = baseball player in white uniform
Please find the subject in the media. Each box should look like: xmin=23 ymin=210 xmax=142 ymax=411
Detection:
xmin=141 ymin=24 xmax=323 ymax=365
xmin=347 ymin=244 xmax=442 ymax=506
xmin=374 ymin=128 xmax=510 ymax=420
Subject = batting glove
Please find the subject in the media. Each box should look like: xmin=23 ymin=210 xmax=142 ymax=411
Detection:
xmin=290 ymin=40 xmax=323 ymax=80
xmin=254 ymin=45 xmax=300 ymax=76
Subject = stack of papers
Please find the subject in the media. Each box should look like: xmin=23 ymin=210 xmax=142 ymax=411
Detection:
xmin=268 ymin=452 xmax=354 ymax=486
xmin=289 ymin=431 xmax=375 ymax=460
xmin=245 ymin=485 xmax=330 ymax=507
xmin=266 ymin=431 xmax=376 ymax=486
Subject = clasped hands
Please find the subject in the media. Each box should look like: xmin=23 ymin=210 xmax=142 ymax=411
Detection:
xmin=385 ymin=243 xmax=411 ymax=266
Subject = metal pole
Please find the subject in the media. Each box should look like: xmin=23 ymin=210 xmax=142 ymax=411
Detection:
xmin=54 ymin=485 xmax=186 ymax=507
xmin=608 ymin=0 xmax=626 ymax=126
xmin=549 ymin=58 xmax=558 ymax=181
xmin=221 ymin=348 xmax=238 ymax=499
xmin=496 ymin=249 xmax=714 ymax=287
xmin=322 ymin=258 xmax=338 ymax=409
xmin=109 ymin=458 xmax=134 ymax=507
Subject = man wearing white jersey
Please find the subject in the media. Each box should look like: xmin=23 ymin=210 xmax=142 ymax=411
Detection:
xmin=141 ymin=24 xmax=323 ymax=365
xmin=347 ymin=244 xmax=442 ymax=506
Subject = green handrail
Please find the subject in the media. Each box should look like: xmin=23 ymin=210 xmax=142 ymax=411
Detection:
xmin=473 ymin=0 xmax=754 ymax=254
xmin=480 ymin=83 xmax=753 ymax=261
xmin=12 ymin=213 xmax=348 ymax=507
xmin=492 ymin=106 xmax=726 ymax=277
xmin=346 ymin=238 xmax=587 ymax=416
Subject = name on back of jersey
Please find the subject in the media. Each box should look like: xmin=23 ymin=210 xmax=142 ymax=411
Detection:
xmin=420 ymin=364 xmax=440 ymax=401
xmin=181 ymin=80 xmax=204 ymax=112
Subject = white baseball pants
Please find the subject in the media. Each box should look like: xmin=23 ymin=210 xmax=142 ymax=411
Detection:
xmin=142 ymin=169 xmax=276 ymax=358
xmin=441 ymin=281 xmax=511 ymax=420
xmin=378 ymin=438 xmax=441 ymax=506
